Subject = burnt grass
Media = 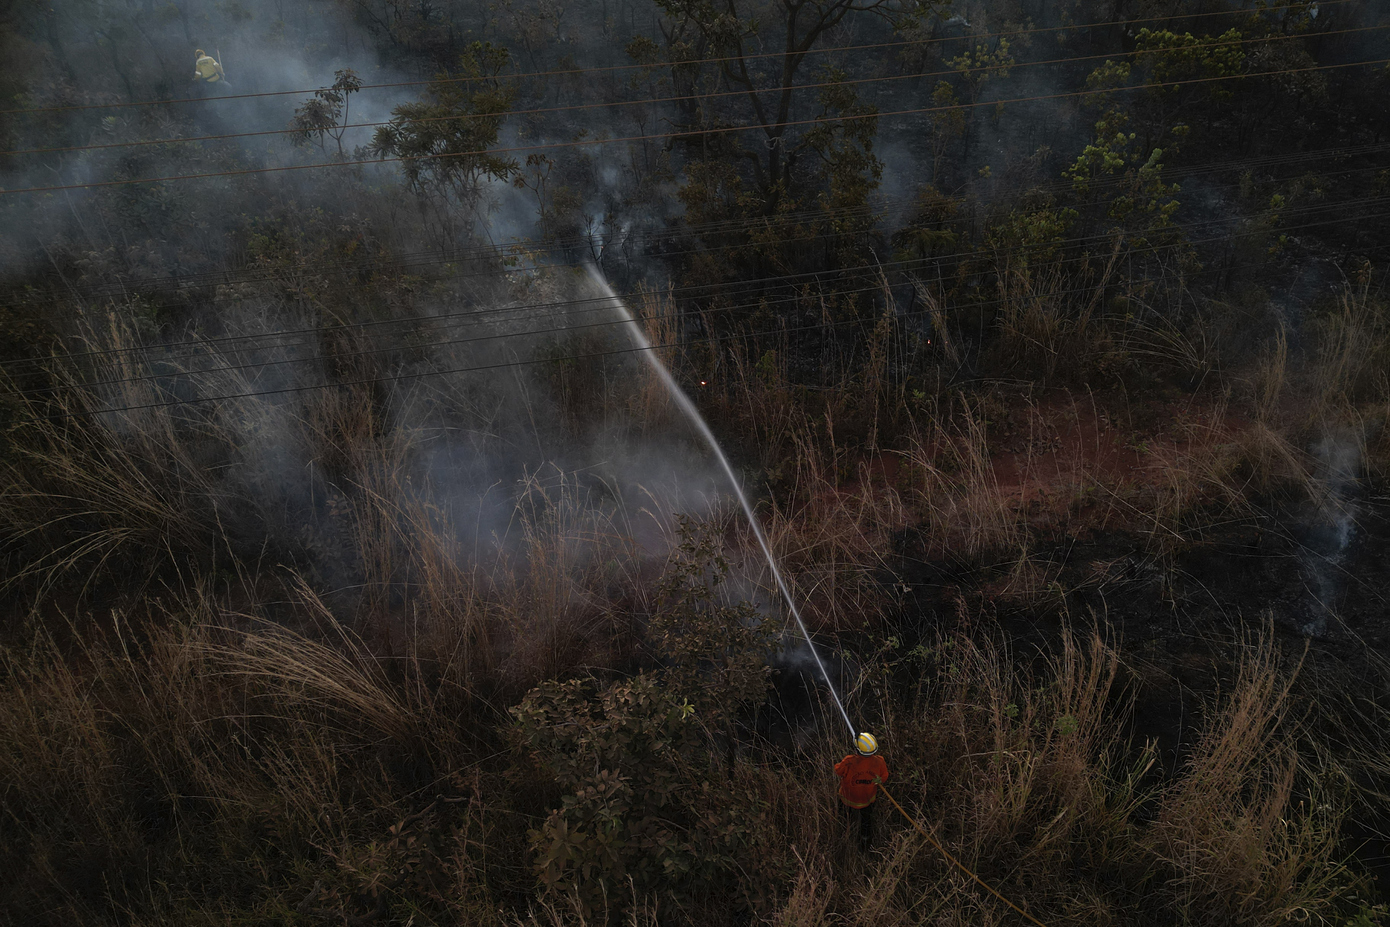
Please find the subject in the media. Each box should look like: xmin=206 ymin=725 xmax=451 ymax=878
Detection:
xmin=5 ymin=0 xmax=1390 ymax=920
xmin=871 ymin=489 xmax=1390 ymax=885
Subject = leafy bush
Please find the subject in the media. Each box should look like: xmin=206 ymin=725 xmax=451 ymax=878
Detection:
xmin=512 ymin=521 xmax=779 ymax=915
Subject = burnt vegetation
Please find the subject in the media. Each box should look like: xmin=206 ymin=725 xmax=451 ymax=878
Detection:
xmin=2 ymin=0 xmax=1390 ymax=924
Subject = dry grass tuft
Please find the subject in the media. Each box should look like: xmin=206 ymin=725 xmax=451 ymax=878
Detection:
xmin=0 ymin=274 xmax=1382 ymax=925
xmin=902 ymin=396 xmax=1025 ymax=560
xmin=1309 ymin=286 xmax=1390 ymax=419
xmin=0 ymin=312 xmax=233 ymax=596
xmin=762 ymin=412 xmax=908 ymax=630
xmin=1149 ymin=634 xmax=1346 ymax=925
xmin=779 ymin=624 xmax=1364 ymax=927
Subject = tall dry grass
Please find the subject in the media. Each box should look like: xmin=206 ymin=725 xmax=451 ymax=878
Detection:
xmin=1308 ymin=285 xmax=1390 ymax=420
xmin=758 ymin=411 xmax=908 ymax=630
xmin=0 ymin=590 xmax=535 ymax=925
xmin=0 ymin=311 xmax=237 ymax=596
xmin=902 ymin=395 xmax=1025 ymax=560
xmin=0 ymin=295 xmax=683 ymax=685
xmin=1149 ymin=635 xmax=1344 ymax=925
xmin=1 ymin=277 xmax=1384 ymax=925
xmin=627 ymin=288 xmax=684 ymax=433
xmin=744 ymin=626 xmax=1363 ymax=927
xmin=0 ymin=574 xmax=1372 ymax=924
xmin=989 ymin=245 xmax=1124 ymax=385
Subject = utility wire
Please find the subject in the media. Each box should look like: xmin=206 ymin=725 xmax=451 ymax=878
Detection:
xmin=0 ymin=285 xmax=1137 ymax=421
xmin=5 ymin=55 xmax=1385 ymax=197
xmin=17 ymin=288 xmax=949 ymax=421
xmin=23 ymin=229 xmax=1339 ymax=404
xmin=0 ymin=0 xmax=1346 ymax=119
xmin=6 ymin=138 xmax=1382 ymax=321
xmin=0 ymin=185 xmax=1366 ymax=386
xmin=879 ymin=784 xmax=1050 ymax=927
xmin=20 ymin=201 xmax=1390 ymax=421
xmin=21 ymin=283 xmax=890 ymax=398
xmin=5 ymin=169 xmax=1383 ymax=380
xmin=9 ymin=24 xmax=1383 ymax=159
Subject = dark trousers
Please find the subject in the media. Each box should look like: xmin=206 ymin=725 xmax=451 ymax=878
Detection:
xmin=843 ymin=800 xmax=875 ymax=851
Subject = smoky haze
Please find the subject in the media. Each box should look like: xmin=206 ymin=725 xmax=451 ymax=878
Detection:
xmin=0 ymin=0 xmax=1387 ymax=643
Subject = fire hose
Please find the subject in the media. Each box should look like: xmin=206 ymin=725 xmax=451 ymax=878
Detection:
xmin=878 ymin=784 xmax=1051 ymax=927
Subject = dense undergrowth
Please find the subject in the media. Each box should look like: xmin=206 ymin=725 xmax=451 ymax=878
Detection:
xmin=2 ymin=273 xmax=1389 ymax=925
xmin=4 ymin=0 xmax=1390 ymax=922
xmin=0 ymin=554 xmax=1378 ymax=925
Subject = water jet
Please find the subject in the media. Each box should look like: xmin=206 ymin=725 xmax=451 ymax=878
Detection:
xmin=588 ymin=266 xmax=857 ymax=738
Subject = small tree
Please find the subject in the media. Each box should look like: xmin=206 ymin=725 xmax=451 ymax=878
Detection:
xmin=511 ymin=519 xmax=779 ymax=914
xmin=369 ymin=42 xmax=518 ymax=238
xmin=645 ymin=516 xmax=779 ymax=725
xmin=943 ymin=36 xmax=1014 ymax=156
xmin=290 ymin=69 xmax=363 ymax=157
xmin=652 ymin=0 xmax=943 ymax=209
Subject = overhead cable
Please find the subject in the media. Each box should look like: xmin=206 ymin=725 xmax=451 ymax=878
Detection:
xmin=9 ymin=24 xmax=1383 ymax=159
xmin=0 ymin=0 xmax=1346 ymax=119
xmin=4 ymin=169 xmax=1382 ymax=378
xmin=20 ymin=203 xmax=1386 ymax=420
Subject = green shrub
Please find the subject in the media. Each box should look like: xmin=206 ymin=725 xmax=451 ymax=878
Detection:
xmin=511 ymin=520 xmax=780 ymax=915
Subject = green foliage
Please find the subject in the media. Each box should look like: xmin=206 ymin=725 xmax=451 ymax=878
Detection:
xmin=647 ymin=516 xmax=779 ymax=722
xmin=931 ymin=36 xmax=1014 ymax=159
xmin=1247 ymin=0 xmax=1323 ymax=34
xmin=1084 ymin=59 xmax=1132 ymax=96
xmin=945 ymin=37 xmax=1014 ymax=104
xmin=926 ymin=79 xmax=966 ymax=176
xmin=514 ymin=675 xmax=737 ymax=897
xmin=1065 ymin=130 xmax=1181 ymax=245
xmin=512 ymin=675 xmax=774 ymax=914
xmin=654 ymin=0 xmax=922 ymax=219
xmin=986 ymin=195 xmax=1077 ymax=268
xmin=1068 ymin=40 xmax=1203 ymax=250
xmin=676 ymin=158 xmax=744 ymax=228
xmin=1341 ymin=903 xmax=1388 ymax=927
xmin=369 ymin=43 xmax=517 ymax=213
xmin=802 ymin=67 xmax=883 ymax=270
xmin=511 ymin=520 xmax=778 ymax=913
xmin=513 ymin=153 xmax=585 ymax=244
xmin=624 ymin=34 xmax=663 ymax=68
xmin=290 ymin=68 xmax=363 ymax=156
xmin=892 ymin=184 xmax=960 ymax=261
xmin=1122 ymin=28 xmax=1245 ymax=153
xmin=1135 ymin=28 xmax=1245 ymax=90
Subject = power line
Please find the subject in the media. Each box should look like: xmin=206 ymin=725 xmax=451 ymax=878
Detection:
xmin=5 ymin=247 xmax=912 ymax=372
xmin=5 ymin=55 xmax=1384 ymax=198
xmin=13 ymin=137 xmax=1390 ymax=305
xmin=2 ymin=200 xmax=884 ymax=306
xmin=5 ymin=158 xmax=1384 ymax=378
xmin=0 ymin=143 xmax=1373 ymax=389
xmin=0 ymin=0 xmax=1345 ymax=119
xmin=18 ymin=203 xmax=1385 ymax=418
xmin=21 ymin=229 xmax=1333 ymax=403
xmin=0 ymin=285 xmax=1169 ymax=419
xmin=10 ymin=24 xmax=1383 ymax=160
xmin=23 ymin=282 xmax=891 ymax=399
xmin=54 ymin=114 xmax=1360 ymax=303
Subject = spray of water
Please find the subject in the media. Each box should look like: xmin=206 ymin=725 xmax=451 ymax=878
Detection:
xmin=588 ymin=267 xmax=858 ymax=739
xmin=1303 ymin=429 xmax=1362 ymax=636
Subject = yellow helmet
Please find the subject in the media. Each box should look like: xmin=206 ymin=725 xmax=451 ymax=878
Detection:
xmin=195 ymin=49 xmax=205 ymax=56
xmin=855 ymin=732 xmax=878 ymax=755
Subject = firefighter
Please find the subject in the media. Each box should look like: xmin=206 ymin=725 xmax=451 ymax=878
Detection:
xmin=193 ymin=49 xmax=227 ymax=87
xmin=835 ymin=732 xmax=889 ymax=851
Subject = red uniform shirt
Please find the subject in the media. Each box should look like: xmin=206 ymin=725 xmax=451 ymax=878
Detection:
xmin=835 ymin=753 xmax=888 ymax=808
